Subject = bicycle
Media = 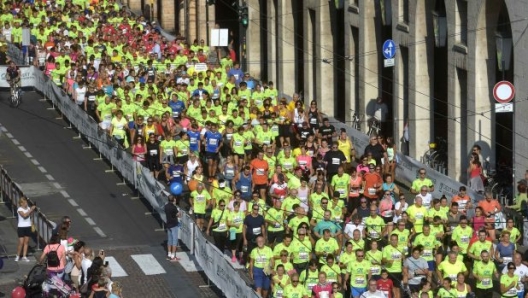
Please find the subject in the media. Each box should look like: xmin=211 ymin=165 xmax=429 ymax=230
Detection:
xmin=350 ymin=110 xmax=362 ymax=131
xmin=8 ymin=80 xmax=22 ymax=107
xmin=421 ymin=137 xmax=448 ymax=173
xmin=366 ymin=116 xmax=381 ymax=137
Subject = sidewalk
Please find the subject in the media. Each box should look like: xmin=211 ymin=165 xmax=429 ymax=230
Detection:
xmin=0 ymin=204 xmax=41 ymax=295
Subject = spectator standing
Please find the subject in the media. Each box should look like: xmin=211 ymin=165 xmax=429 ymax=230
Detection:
xmin=164 ymin=195 xmax=181 ymax=261
xmin=15 ymin=196 xmax=35 ymax=262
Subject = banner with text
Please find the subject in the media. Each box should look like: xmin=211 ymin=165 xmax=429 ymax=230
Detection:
xmin=194 ymin=225 xmax=259 ymax=298
xmin=0 ymin=66 xmax=36 ymax=88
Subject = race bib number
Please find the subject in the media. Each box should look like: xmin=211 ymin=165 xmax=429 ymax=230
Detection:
xmin=461 ymin=236 xmax=469 ymax=243
xmin=310 ymin=118 xmax=317 ymax=124
xmin=423 ymin=250 xmax=432 ymax=257
xmin=368 ymin=188 xmax=376 ymax=195
xmin=369 ymin=230 xmax=379 ymax=238
xmin=196 ymin=195 xmax=205 ymax=202
xmin=503 ymin=257 xmax=512 ymax=265
xmin=252 ymin=227 xmax=261 ymax=235
xmin=235 ymin=140 xmax=242 ymax=146
xmin=241 ymin=186 xmax=249 ymax=193
xmin=165 ymin=149 xmax=174 ymax=155
xmin=370 ymin=267 xmax=380 ymax=275
xmin=299 ymin=252 xmax=308 ymax=260
xmin=415 ymin=213 xmax=424 ymax=220
xmin=218 ymin=223 xmax=226 ymax=230
xmin=392 ymin=253 xmax=401 ymax=260
xmin=256 ymin=169 xmax=265 ymax=176
xmin=482 ymin=278 xmax=491 ymax=286
xmin=332 ymin=158 xmax=340 ymax=165
xmin=149 ymin=150 xmax=157 ymax=155
xmin=355 ymin=277 xmax=365 ymax=285
xmin=209 ymin=138 xmax=218 ymax=146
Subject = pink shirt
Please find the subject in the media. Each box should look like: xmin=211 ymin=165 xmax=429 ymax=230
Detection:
xmin=42 ymin=243 xmax=66 ymax=272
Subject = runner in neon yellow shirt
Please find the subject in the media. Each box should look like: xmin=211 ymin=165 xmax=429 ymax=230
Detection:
xmin=190 ymin=183 xmax=211 ymax=230
xmin=343 ymin=249 xmax=371 ymax=294
xmin=436 ymin=251 xmax=468 ymax=282
xmin=283 ymin=273 xmax=306 ymax=298
xmin=473 ymin=250 xmax=498 ymax=296
xmin=468 ymin=229 xmax=493 ymax=262
xmin=249 ymin=235 xmax=274 ymax=298
xmin=451 ymin=216 xmax=473 ymax=254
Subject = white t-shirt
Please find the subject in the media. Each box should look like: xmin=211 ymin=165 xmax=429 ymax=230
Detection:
xmin=393 ymin=201 xmax=409 ymax=223
xmin=360 ymin=290 xmax=387 ymax=298
xmin=416 ymin=193 xmax=433 ymax=209
xmin=17 ymin=206 xmax=31 ymax=227
xmin=81 ymin=257 xmax=93 ymax=284
xmin=344 ymin=222 xmax=365 ymax=238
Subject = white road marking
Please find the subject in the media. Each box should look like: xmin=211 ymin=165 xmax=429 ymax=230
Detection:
xmin=6 ymin=133 xmax=13 ymax=138
xmin=45 ymin=174 xmax=55 ymax=181
xmin=18 ymin=146 xmax=26 ymax=151
xmin=24 ymin=152 xmax=33 ymax=158
xmin=12 ymin=139 xmax=20 ymax=145
xmin=60 ymin=190 xmax=70 ymax=198
xmin=30 ymin=159 xmax=39 ymax=165
xmin=77 ymin=208 xmax=87 ymax=216
xmin=38 ymin=166 xmax=47 ymax=173
xmin=67 ymin=199 xmax=78 ymax=207
xmin=53 ymin=182 xmax=62 ymax=189
xmin=0 ymin=126 xmax=7 ymax=132
xmin=175 ymin=252 xmax=203 ymax=272
xmin=104 ymin=257 xmax=128 ymax=277
xmin=85 ymin=217 xmax=96 ymax=226
xmin=93 ymin=227 xmax=106 ymax=237
xmin=131 ymin=254 xmax=166 ymax=275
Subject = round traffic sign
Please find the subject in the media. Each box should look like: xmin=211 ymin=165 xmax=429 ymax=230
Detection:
xmin=493 ymin=81 xmax=515 ymax=103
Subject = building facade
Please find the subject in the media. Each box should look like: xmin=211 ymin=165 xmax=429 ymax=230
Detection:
xmin=148 ymin=0 xmax=528 ymax=186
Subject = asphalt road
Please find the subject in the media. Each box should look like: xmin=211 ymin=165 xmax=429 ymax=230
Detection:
xmin=0 ymin=90 xmax=222 ymax=297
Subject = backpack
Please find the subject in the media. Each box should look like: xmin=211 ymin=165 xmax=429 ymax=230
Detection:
xmin=46 ymin=245 xmax=60 ymax=267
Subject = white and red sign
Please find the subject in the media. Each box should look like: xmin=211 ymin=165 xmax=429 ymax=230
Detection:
xmin=493 ymin=81 xmax=515 ymax=103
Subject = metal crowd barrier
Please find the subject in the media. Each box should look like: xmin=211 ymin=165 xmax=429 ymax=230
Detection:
xmin=0 ymin=167 xmax=55 ymax=249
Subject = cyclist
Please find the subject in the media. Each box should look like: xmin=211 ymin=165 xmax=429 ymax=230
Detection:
xmin=6 ymin=60 xmax=21 ymax=92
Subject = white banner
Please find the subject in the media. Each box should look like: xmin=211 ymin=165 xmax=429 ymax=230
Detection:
xmin=0 ymin=66 xmax=36 ymax=88
xmin=179 ymin=212 xmax=194 ymax=252
xmin=194 ymin=225 xmax=259 ymax=298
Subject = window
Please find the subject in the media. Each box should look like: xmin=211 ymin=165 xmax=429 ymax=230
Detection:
xmin=455 ymin=0 xmax=468 ymax=45
xmin=399 ymin=0 xmax=409 ymax=24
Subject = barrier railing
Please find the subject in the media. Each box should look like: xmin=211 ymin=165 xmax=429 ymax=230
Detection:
xmin=0 ymin=167 xmax=55 ymax=249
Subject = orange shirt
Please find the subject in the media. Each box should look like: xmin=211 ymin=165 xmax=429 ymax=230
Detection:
xmin=478 ymin=199 xmax=501 ymax=215
xmin=363 ymin=172 xmax=382 ymax=200
xmin=451 ymin=195 xmax=471 ymax=213
xmin=250 ymin=158 xmax=269 ymax=185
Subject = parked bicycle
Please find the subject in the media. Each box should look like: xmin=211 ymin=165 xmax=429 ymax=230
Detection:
xmin=350 ymin=110 xmax=362 ymax=131
xmin=367 ymin=116 xmax=381 ymax=137
xmin=421 ymin=137 xmax=448 ymax=174
xmin=485 ymin=164 xmax=514 ymax=205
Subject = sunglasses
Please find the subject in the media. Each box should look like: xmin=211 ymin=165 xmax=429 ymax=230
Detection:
xmin=253 ymin=208 xmax=259 ymax=211
xmin=292 ymin=280 xmax=299 ymax=283
xmin=219 ymin=205 xmax=225 ymax=207
xmin=508 ymin=267 xmax=516 ymax=270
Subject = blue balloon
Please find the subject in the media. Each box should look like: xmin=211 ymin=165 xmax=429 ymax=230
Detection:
xmin=170 ymin=182 xmax=183 ymax=195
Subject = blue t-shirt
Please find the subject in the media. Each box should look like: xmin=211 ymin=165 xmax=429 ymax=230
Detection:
xmin=204 ymin=131 xmax=222 ymax=153
xmin=187 ymin=130 xmax=201 ymax=152
xmin=168 ymin=100 xmax=185 ymax=117
xmin=168 ymin=164 xmax=184 ymax=184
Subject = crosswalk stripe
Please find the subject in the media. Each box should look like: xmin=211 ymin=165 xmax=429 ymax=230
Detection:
xmin=131 ymin=254 xmax=167 ymax=275
xmin=104 ymin=256 xmax=128 ymax=277
xmin=175 ymin=252 xmax=203 ymax=272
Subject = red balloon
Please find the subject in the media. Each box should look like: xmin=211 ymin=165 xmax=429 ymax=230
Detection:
xmin=11 ymin=286 xmax=25 ymax=298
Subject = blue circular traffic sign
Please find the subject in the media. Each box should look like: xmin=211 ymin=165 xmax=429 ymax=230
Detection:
xmin=382 ymin=39 xmax=396 ymax=59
